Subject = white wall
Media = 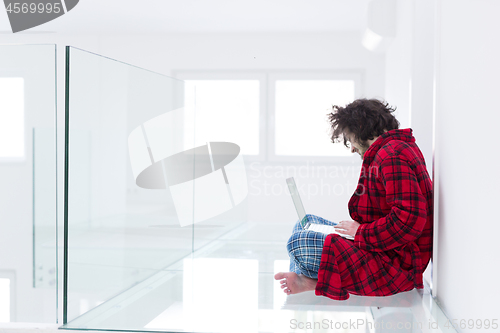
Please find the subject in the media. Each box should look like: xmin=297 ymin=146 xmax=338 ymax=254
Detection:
xmin=434 ymin=0 xmax=500 ymax=330
xmin=410 ymin=0 xmax=435 ymax=170
xmin=384 ymin=1 xmax=413 ymax=131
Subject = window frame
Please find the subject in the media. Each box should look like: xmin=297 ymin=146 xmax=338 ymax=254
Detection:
xmin=173 ymin=70 xmax=364 ymax=165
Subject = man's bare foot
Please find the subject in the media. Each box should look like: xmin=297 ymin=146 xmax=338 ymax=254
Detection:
xmin=274 ymin=272 xmax=318 ymax=295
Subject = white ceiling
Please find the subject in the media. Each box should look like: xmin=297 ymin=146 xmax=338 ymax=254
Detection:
xmin=0 ymin=0 xmax=370 ymax=34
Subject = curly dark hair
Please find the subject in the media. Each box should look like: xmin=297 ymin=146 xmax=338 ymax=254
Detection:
xmin=327 ymin=98 xmax=400 ymax=148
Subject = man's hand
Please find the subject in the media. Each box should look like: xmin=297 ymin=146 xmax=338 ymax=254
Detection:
xmin=334 ymin=220 xmax=361 ymax=237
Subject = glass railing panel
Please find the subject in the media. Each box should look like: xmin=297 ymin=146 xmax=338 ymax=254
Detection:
xmin=0 ymin=44 xmax=57 ymax=323
xmin=64 ymin=47 xmax=194 ymax=323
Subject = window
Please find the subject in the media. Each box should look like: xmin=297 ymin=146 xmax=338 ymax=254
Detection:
xmin=274 ymin=80 xmax=355 ymax=156
xmin=184 ymin=80 xmax=260 ymax=155
xmin=176 ymin=72 xmax=361 ymax=161
xmin=0 ymin=77 xmax=25 ymax=160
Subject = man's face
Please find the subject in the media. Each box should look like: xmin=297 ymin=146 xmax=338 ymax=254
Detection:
xmin=344 ymin=133 xmax=370 ymax=160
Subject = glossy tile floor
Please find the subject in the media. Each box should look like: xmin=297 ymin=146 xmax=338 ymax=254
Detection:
xmin=62 ymin=222 xmax=456 ymax=333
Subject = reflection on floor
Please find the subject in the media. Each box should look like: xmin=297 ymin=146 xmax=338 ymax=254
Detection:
xmin=63 ymin=222 xmax=456 ymax=333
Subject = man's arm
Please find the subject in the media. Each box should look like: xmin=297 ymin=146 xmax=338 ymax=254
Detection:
xmin=354 ymin=154 xmax=428 ymax=252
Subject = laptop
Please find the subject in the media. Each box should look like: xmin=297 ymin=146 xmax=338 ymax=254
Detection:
xmin=286 ymin=177 xmax=354 ymax=240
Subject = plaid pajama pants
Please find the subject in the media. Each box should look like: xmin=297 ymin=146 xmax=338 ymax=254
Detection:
xmin=287 ymin=214 xmax=338 ymax=279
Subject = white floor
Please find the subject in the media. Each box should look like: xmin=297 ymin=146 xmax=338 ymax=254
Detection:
xmin=51 ymin=222 xmax=457 ymax=333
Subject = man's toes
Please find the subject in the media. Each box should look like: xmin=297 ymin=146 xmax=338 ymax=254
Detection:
xmin=280 ymin=279 xmax=287 ymax=285
xmin=274 ymin=272 xmax=286 ymax=280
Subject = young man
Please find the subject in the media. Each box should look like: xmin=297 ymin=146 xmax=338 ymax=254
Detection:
xmin=275 ymin=98 xmax=433 ymax=300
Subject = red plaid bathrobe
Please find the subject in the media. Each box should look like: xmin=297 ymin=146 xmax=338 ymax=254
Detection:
xmin=315 ymin=128 xmax=433 ymax=300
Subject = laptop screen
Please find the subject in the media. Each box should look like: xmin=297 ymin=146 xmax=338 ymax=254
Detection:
xmin=286 ymin=177 xmax=308 ymax=227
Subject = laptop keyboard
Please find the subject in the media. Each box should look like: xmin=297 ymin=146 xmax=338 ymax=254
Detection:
xmin=307 ymin=223 xmax=355 ymax=240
